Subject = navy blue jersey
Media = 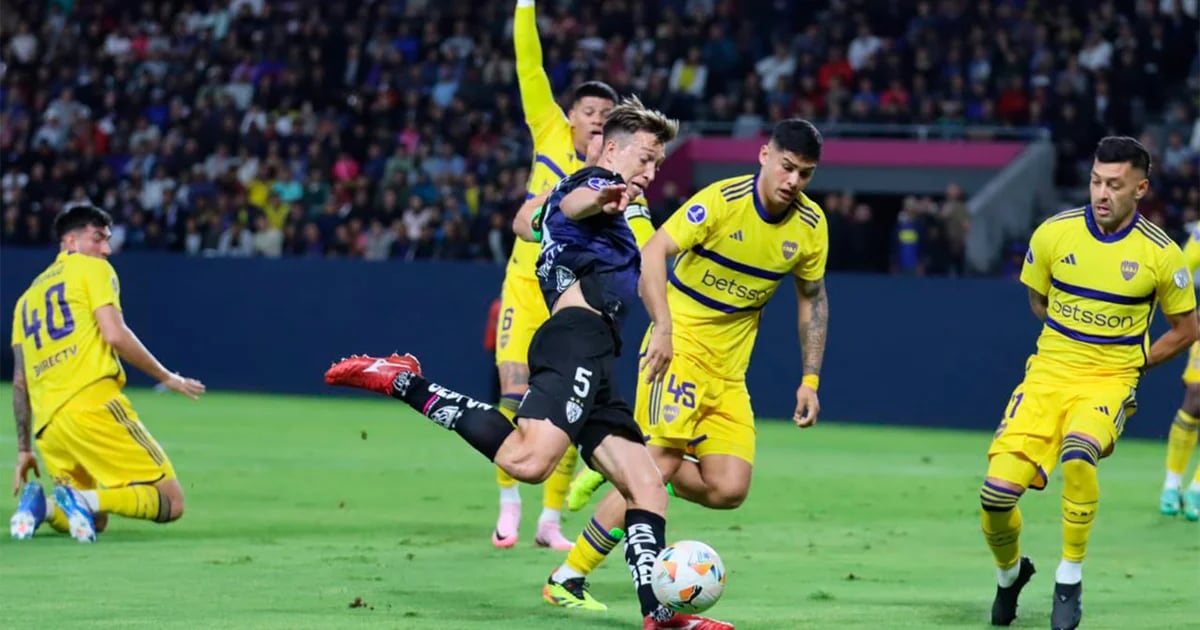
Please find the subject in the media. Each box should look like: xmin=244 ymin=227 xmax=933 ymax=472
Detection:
xmin=536 ymin=166 xmax=641 ymax=327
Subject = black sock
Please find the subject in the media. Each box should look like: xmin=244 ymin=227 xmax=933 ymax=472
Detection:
xmin=392 ymin=373 xmax=513 ymax=460
xmin=625 ymin=508 xmax=673 ymax=620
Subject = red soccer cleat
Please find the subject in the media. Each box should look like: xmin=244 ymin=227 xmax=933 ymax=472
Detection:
xmin=324 ymin=353 xmax=422 ymax=396
xmin=644 ymin=612 xmax=735 ymax=630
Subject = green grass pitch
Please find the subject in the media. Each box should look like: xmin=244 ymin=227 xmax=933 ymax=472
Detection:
xmin=0 ymin=389 xmax=1195 ymax=629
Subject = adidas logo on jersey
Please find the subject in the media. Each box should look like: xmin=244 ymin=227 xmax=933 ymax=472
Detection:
xmin=1061 ymin=254 xmax=1077 ymax=265
xmin=729 ymin=230 xmax=743 ymax=241
xmin=1095 ymin=405 xmax=1110 ymax=416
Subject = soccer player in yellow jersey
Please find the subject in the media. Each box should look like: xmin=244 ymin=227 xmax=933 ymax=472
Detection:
xmin=981 ymin=137 xmax=1197 ymax=630
xmin=1159 ymin=226 xmax=1200 ymax=520
xmin=9 ymin=205 xmax=205 ymax=543
xmin=543 ymin=119 xmax=830 ymax=612
xmin=496 ymin=0 xmax=654 ymax=550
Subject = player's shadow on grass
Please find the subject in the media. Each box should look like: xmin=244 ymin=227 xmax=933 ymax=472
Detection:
xmin=381 ymin=586 xmax=632 ymax=628
xmin=915 ymin=598 xmax=1049 ymax=628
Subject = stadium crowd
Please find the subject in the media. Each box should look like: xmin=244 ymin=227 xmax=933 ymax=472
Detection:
xmin=1 ymin=0 xmax=1197 ymax=273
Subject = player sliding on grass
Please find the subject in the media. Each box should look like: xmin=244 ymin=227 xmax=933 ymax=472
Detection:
xmin=9 ymin=204 xmax=205 ymax=543
xmin=980 ymin=137 xmax=1197 ymax=630
xmin=326 ymin=98 xmax=732 ymax=630
xmin=543 ymin=119 xmax=831 ymax=611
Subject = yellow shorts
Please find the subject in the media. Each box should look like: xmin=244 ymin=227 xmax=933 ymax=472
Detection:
xmin=988 ymin=376 xmax=1136 ymax=491
xmin=495 ymin=273 xmax=550 ymax=366
xmin=36 ymin=381 xmax=176 ymax=490
xmin=1183 ymin=341 xmax=1200 ymax=385
xmin=635 ymin=332 xmax=755 ymax=464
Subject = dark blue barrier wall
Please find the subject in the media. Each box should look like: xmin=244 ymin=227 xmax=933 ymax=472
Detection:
xmin=0 ymin=248 xmax=1181 ymax=439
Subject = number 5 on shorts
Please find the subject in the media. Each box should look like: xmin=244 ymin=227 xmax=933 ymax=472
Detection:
xmin=574 ymin=367 xmax=593 ymax=397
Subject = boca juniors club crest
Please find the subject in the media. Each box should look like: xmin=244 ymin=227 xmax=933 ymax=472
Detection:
xmin=1120 ymin=260 xmax=1139 ymax=281
xmin=782 ymin=241 xmax=798 ymax=260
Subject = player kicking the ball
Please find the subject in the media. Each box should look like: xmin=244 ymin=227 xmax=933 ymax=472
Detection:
xmin=980 ymin=137 xmax=1197 ymax=629
xmin=326 ymin=98 xmax=731 ymax=630
xmin=544 ymin=119 xmax=830 ymax=611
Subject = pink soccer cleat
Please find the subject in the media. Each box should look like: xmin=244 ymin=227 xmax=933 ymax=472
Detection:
xmin=492 ymin=502 xmax=521 ymax=548
xmin=535 ymin=519 xmax=574 ymax=550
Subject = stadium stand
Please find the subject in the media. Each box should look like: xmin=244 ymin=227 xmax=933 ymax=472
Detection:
xmin=1 ymin=0 xmax=1196 ymax=273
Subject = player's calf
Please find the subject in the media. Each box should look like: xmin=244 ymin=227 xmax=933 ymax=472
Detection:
xmin=494 ymin=420 xmax=573 ymax=484
xmin=670 ymin=454 xmax=751 ymax=509
xmin=588 ymin=434 xmax=674 ymax=621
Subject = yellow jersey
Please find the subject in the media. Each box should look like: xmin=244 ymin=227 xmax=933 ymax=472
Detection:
xmin=661 ymin=174 xmax=829 ymax=378
xmin=11 ymin=251 xmax=126 ymax=432
xmin=1020 ymin=207 xmax=1195 ymax=383
xmin=511 ymin=3 xmax=652 ymax=275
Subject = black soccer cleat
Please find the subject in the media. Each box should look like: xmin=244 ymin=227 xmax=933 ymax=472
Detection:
xmin=1051 ymin=581 xmax=1082 ymax=630
xmin=991 ymin=556 xmax=1036 ymax=626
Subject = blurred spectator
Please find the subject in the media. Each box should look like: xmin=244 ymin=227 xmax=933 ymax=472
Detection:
xmin=1 ymin=0 xmax=1195 ymax=268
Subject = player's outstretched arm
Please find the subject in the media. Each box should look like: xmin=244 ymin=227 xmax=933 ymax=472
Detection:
xmin=1146 ymin=309 xmax=1200 ymax=371
xmin=793 ymin=277 xmax=828 ymax=427
xmin=1027 ymin=288 xmax=1049 ymax=321
xmin=513 ymin=192 xmax=550 ymax=242
xmin=10 ymin=345 xmax=40 ymax=496
xmin=94 ymin=305 xmax=206 ymax=399
xmin=513 ymin=0 xmax=559 ymax=133
xmin=559 ymin=184 xmax=629 ymax=220
xmin=639 ymin=230 xmax=682 ymax=383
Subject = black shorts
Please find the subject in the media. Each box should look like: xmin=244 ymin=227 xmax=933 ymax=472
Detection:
xmin=518 ymin=307 xmax=643 ymax=463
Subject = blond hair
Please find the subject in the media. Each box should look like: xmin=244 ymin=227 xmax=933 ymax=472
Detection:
xmin=602 ymin=96 xmax=679 ymax=146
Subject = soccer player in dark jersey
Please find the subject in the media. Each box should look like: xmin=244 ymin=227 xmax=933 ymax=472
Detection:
xmin=325 ymin=98 xmax=733 ymax=630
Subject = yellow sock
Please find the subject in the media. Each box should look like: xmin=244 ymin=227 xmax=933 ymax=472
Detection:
xmin=1060 ymin=435 xmax=1101 ymax=562
xmin=564 ymin=517 xmax=622 ymax=575
xmin=980 ymin=481 xmax=1023 ymax=568
xmin=543 ymin=446 xmax=578 ymax=512
xmin=1166 ymin=410 xmax=1199 ymax=479
xmin=96 ymin=485 xmax=169 ymax=523
xmin=45 ymin=500 xmax=70 ymax=533
xmin=496 ymin=397 xmax=520 ymax=489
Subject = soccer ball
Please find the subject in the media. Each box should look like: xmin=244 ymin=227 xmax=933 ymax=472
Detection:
xmin=651 ymin=540 xmax=726 ymax=613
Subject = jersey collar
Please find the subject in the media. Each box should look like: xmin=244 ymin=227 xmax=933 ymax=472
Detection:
xmin=1084 ymin=204 xmax=1139 ymax=243
xmin=752 ymin=174 xmax=790 ymax=224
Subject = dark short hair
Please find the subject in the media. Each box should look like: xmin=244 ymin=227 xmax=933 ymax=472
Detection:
xmin=571 ymin=81 xmax=619 ymax=107
xmin=54 ymin=203 xmax=112 ymax=240
xmin=770 ymin=119 xmax=823 ymax=162
xmin=1095 ymin=136 xmax=1151 ymax=177
xmin=602 ymin=96 xmax=679 ymax=146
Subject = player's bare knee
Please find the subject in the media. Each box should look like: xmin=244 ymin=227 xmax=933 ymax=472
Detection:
xmin=705 ymin=484 xmax=748 ymax=510
xmin=1184 ymin=386 xmax=1200 ymax=417
xmin=93 ymin=512 xmax=109 ymax=533
xmin=155 ymin=479 xmax=186 ymax=523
